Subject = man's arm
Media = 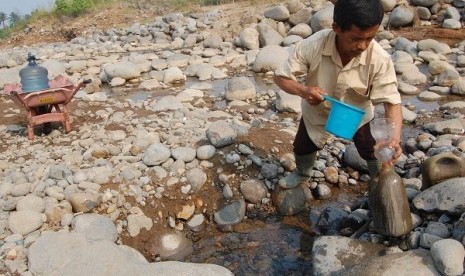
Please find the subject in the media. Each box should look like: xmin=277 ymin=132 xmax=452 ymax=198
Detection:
xmin=384 ymin=102 xmax=403 ymax=163
xmin=273 ymin=75 xmax=326 ymax=105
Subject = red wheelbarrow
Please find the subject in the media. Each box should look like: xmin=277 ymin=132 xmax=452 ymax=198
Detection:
xmin=3 ymin=75 xmax=91 ymax=140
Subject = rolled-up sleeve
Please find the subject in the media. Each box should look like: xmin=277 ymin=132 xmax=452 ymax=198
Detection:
xmin=275 ymin=41 xmax=310 ymax=81
xmin=370 ymin=58 xmax=401 ymax=105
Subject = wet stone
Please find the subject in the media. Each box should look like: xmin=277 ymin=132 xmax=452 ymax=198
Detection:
xmin=316 ymin=206 xmax=349 ymax=234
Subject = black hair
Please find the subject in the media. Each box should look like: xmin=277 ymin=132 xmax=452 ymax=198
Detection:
xmin=333 ymin=0 xmax=384 ymax=31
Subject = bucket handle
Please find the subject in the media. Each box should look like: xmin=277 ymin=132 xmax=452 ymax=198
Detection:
xmin=322 ymin=95 xmax=334 ymax=102
xmin=322 ymin=95 xmax=365 ymax=113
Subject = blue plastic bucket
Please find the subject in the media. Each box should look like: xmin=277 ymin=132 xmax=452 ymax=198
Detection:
xmin=323 ymin=95 xmax=365 ymax=140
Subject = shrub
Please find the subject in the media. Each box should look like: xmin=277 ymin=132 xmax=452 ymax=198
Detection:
xmin=70 ymin=0 xmax=92 ymax=16
xmin=55 ymin=0 xmax=93 ymax=17
xmin=0 ymin=28 xmax=11 ymax=39
xmin=55 ymin=0 xmax=71 ymax=15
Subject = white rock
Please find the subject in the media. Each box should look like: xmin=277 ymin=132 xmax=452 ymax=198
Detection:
xmin=431 ymin=239 xmax=465 ymax=275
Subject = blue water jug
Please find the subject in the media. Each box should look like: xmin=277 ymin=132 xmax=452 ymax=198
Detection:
xmin=19 ymin=53 xmax=50 ymax=93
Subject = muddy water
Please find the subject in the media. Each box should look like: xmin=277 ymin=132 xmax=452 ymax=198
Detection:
xmin=107 ymin=75 xmax=449 ymax=275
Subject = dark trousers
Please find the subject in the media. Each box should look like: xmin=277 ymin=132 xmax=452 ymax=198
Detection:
xmin=293 ymin=119 xmax=376 ymax=160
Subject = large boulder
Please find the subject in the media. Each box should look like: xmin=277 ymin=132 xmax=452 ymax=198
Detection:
xmin=252 ymin=45 xmax=289 ymax=73
xmin=28 ymin=232 xmax=233 ymax=276
xmin=421 ymin=152 xmax=465 ymax=189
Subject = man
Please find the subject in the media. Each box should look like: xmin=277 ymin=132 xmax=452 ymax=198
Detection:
xmin=274 ymin=0 xmax=403 ymax=189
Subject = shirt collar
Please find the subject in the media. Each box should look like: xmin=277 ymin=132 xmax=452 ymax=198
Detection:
xmin=322 ymin=30 xmax=372 ymax=67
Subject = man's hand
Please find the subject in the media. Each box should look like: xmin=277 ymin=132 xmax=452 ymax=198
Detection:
xmin=300 ymin=86 xmax=326 ymax=105
xmin=274 ymin=76 xmax=326 ymax=105
xmin=373 ymin=138 xmax=401 ymax=166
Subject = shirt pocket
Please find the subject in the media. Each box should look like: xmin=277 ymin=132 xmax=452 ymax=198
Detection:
xmin=343 ymin=86 xmax=371 ymax=110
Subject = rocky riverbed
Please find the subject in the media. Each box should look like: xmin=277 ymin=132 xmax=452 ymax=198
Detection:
xmin=1 ymin=0 xmax=465 ymax=275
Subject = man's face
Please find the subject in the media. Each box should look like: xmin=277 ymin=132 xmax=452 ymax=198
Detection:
xmin=333 ymin=23 xmax=379 ymax=60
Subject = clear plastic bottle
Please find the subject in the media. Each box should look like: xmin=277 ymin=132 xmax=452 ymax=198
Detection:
xmin=374 ymin=146 xmax=394 ymax=163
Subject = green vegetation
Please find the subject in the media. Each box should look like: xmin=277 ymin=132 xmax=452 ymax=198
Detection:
xmin=54 ymin=0 xmax=93 ymax=17
xmin=0 ymin=11 xmax=26 ymax=39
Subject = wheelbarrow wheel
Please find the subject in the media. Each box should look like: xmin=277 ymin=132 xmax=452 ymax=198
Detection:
xmin=42 ymin=122 xmax=52 ymax=135
xmin=35 ymin=106 xmax=53 ymax=135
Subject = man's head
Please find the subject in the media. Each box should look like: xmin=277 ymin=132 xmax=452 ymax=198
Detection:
xmin=332 ymin=0 xmax=384 ymax=60
xmin=333 ymin=0 xmax=384 ymax=32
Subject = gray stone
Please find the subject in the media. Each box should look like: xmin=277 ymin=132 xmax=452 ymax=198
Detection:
xmin=225 ymin=76 xmax=256 ymax=101
xmin=206 ymin=120 xmax=237 ymax=148
xmin=429 ymin=60 xmax=456 ymax=75
xmin=418 ymin=91 xmax=443 ymax=101
xmin=257 ymin=22 xmax=283 ymax=47
xmin=436 ymin=69 xmax=461 ymax=87
xmin=68 ymin=193 xmax=101 ymax=213
xmin=8 ymin=210 xmax=43 ymax=235
xmin=289 ymin=7 xmax=313 ymax=26
xmin=142 ymin=143 xmax=171 ymax=166
xmin=343 ymin=143 xmax=368 ymax=172
xmin=127 ymin=213 xmax=153 ymax=237
xmin=260 ymin=163 xmax=279 ymax=180
xmin=402 ymin=106 xmax=418 ymax=123
xmin=444 ymin=6 xmax=461 ymax=21
xmin=411 ymin=0 xmax=439 ymax=7
xmin=15 ymin=195 xmax=45 ymax=213
xmin=252 ymin=45 xmax=289 ymax=73
xmin=420 ymin=233 xmax=443 ymax=249
xmin=312 ymin=236 xmax=389 ymax=275
xmin=429 ymin=85 xmax=451 ymax=95
xmin=163 ymin=67 xmax=185 ymax=84
xmin=392 ymin=50 xmax=414 ymax=64
xmin=196 ymin=145 xmax=216 ymax=160
xmin=316 ymin=206 xmax=349 ymax=233
xmin=263 ymin=5 xmax=290 ymax=21
xmin=337 ymin=248 xmax=440 ymax=275
xmin=310 ymin=5 xmax=334 ymax=32
xmin=423 ymin=118 xmax=465 ymax=135
xmin=213 ymin=199 xmax=246 ymax=226
xmin=453 ymin=212 xmax=465 ymax=242
xmin=28 ymin=232 xmax=232 ymax=276
xmin=275 ymin=90 xmax=301 ymax=113
xmin=417 ymin=6 xmax=432 ymax=20
xmin=431 ymin=239 xmax=465 ymax=275
xmin=381 ymin=0 xmax=397 ymax=11
xmin=240 ymin=179 xmax=267 ymax=204
xmin=398 ymin=81 xmax=420 ymax=95
xmin=104 ymin=61 xmax=141 ymax=79
xmin=171 ymin=147 xmax=196 ymax=162
xmin=452 ymin=79 xmax=465 ymax=95
xmin=186 ymin=168 xmax=207 ymax=191
xmin=401 ymin=67 xmax=428 ymax=85
xmin=150 ymin=95 xmax=183 ymax=111
xmin=238 ymin=27 xmax=259 ymax=50
xmin=272 ymin=185 xmax=307 ymax=215
xmin=288 ymin=23 xmax=312 ymax=38
xmin=418 ymin=39 xmax=451 ymax=54
xmin=418 ymin=50 xmax=440 ymax=63
xmin=426 ymin=221 xmax=450 ymax=238
xmin=389 ymin=6 xmax=415 ymax=28
xmin=443 ymin=18 xmax=462 ymax=29
xmin=413 ymin=177 xmax=465 ymax=215
xmin=72 ymin=213 xmax=118 ymax=242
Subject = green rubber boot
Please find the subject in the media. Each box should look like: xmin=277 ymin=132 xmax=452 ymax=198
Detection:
xmin=367 ymin=159 xmax=382 ymax=179
xmin=279 ymin=152 xmax=317 ymax=189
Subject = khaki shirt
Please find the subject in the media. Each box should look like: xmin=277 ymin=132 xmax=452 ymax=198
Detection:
xmin=275 ymin=29 xmax=401 ymax=148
